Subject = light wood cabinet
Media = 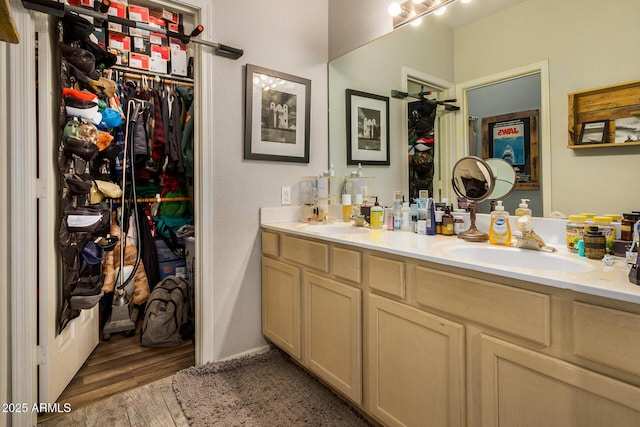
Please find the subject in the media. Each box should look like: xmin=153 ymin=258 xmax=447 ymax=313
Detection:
xmin=367 ymin=294 xmax=465 ymax=427
xmin=262 ymin=229 xmax=640 ymax=426
xmin=262 ymin=257 xmax=301 ymax=359
xmin=479 ymin=334 xmax=640 ymax=426
xmin=303 ymin=272 xmax=362 ymax=403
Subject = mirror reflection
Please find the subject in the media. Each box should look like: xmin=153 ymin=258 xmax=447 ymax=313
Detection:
xmin=329 ymin=0 xmax=640 ymax=216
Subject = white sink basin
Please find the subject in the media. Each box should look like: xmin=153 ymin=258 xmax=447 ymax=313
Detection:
xmin=443 ymin=245 xmax=593 ymax=273
xmin=297 ymin=223 xmax=371 ymax=235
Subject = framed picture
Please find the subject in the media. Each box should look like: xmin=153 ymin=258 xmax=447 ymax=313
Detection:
xmin=579 ymin=120 xmax=609 ymax=145
xmin=482 ymin=109 xmax=539 ymax=191
xmin=346 ymin=89 xmax=390 ymax=165
xmin=614 ymin=117 xmax=640 ymax=143
xmin=244 ymin=64 xmax=311 ymax=163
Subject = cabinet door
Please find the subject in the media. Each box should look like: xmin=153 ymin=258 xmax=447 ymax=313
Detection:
xmin=479 ymin=334 xmax=640 ymax=427
xmin=368 ymin=294 xmax=465 ymax=427
xmin=303 ymin=272 xmax=362 ymax=404
xmin=262 ymin=257 xmax=301 ymax=359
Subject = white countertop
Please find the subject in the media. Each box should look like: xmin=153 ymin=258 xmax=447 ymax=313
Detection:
xmin=261 ymin=208 xmax=640 ymax=305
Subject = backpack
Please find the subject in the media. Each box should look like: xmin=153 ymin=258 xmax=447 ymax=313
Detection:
xmin=141 ymin=275 xmax=192 ymax=347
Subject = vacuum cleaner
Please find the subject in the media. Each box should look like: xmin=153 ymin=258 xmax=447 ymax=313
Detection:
xmin=102 ymin=98 xmax=149 ymax=340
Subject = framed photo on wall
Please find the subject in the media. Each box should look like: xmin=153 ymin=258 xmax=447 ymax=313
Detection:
xmin=482 ymin=109 xmax=539 ymax=190
xmin=346 ymin=89 xmax=390 ymax=165
xmin=244 ymin=64 xmax=311 ymax=163
xmin=579 ymin=120 xmax=609 ymax=144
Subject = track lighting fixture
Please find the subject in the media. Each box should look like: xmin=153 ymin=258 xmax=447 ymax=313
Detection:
xmin=388 ymin=0 xmax=471 ymax=29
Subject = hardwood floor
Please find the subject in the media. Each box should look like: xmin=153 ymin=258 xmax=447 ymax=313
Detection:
xmin=37 ymin=376 xmax=188 ymax=427
xmin=38 ymin=329 xmax=195 ymax=424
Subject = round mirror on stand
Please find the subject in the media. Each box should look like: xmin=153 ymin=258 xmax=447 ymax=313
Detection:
xmin=451 ymin=156 xmax=517 ymax=241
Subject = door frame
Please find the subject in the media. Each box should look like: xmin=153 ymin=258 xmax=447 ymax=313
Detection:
xmin=455 ymin=60 xmax=551 ymax=217
xmin=7 ymin=0 xmax=214 ymax=424
xmin=401 ymin=67 xmax=455 ymax=202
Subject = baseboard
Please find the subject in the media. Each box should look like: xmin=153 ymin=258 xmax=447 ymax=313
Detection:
xmin=218 ymin=344 xmax=272 ymax=363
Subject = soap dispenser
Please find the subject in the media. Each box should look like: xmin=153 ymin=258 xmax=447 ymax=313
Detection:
xmin=489 ymin=200 xmax=511 ymax=245
xmin=370 ymin=197 xmax=384 ymax=229
xmin=515 ymin=199 xmax=532 ymax=217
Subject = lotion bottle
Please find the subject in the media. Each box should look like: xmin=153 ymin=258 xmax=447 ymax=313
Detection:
xmin=489 ymin=200 xmax=511 ymax=245
xmin=370 ymin=197 xmax=384 ymax=229
xmin=515 ymin=199 xmax=532 ymax=217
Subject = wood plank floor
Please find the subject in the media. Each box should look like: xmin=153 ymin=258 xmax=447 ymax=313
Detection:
xmin=37 ymin=376 xmax=188 ymax=427
xmin=38 ymin=329 xmax=195 ymax=424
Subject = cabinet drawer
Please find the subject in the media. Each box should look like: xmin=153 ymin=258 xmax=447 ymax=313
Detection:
xmin=573 ymin=301 xmax=640 ymax=376
xmin=332 ymin=247 xmax=362 ymax=284
xmin=281 ymin=235 xmax=329 ymax=272
xmin=261 ymin=231 xmax=279 ymax=257
xmin=415 ymin=266 xmax=550 ymax=346
xmin=367 ymin=255 xmax=405 ymax=298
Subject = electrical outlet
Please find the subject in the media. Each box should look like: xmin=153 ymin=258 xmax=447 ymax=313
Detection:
xmin=281 ymin=186 xmax=291 ymax=205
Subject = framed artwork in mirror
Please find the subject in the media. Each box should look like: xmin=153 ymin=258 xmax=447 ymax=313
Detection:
xmin=482 ymin=109 xmax=539 ymax=191
xmin=244 ymin=64 xmax=311 ymax=163
xmin=578 ymin=120 xmax=608 ymax=144
xmin=346 ymin=89 xmax=390 ymax=165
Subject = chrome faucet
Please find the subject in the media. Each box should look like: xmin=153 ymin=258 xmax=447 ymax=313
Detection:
xmin=515 ymin=215 xmax=557 ymax=252
xmin=350 ymin=214 xmax=369 ymax=227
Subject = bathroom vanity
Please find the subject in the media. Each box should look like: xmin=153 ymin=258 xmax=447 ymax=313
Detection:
xmin=260 ymin=212 xmax=640 ymax=427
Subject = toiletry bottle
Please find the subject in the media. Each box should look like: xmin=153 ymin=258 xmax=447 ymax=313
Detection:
xmin=410 ymin=202 xmax=419 ymax=233
xmin=401 ymin=202 xmax=411 ymax=231
xmin=489 ymin=200 xmax=511 ymax=245
xmin=515 ymin=199 xmax=532 ymax=216
xmin=370 ymin=197 xmax=384 ymax=229
xmin=442 ymin=206 xmax=454 ymax=236
xmin=426 ymin=198 xmax=437 ymax=235
xmin=342 ymin=194 xmax=352 ymax=222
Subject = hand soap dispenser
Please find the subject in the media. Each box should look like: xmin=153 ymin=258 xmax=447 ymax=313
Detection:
xmin=489 ymin=200 xmax=511 ymax=245
xmin=515 ymin=199 xmax=532 ymax=217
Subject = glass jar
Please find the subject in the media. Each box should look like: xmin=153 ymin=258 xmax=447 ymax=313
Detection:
xmin=566 ymin=215 xmax=587 ymax=252
xmin=453 ymin=215 xmax=465 ymax=235
xmin=583 ymin=226 xmax=606 ymax=260
xmin=593 ymin=216 xmax=615 ymax=254
xmin=621 ymin=213 xmax=640 ymax=241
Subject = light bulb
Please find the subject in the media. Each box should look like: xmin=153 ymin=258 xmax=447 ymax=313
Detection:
xmin=388 ymin=2 xmax=402 ymax=16
xmin=434 ymin=5 xmax=446 ymax=15
xmin=461 ymin=0 xmax=472 ymax=3
xmin=411 ymin=17 xmax=423 ymax=26
xmin=412 ymin=0 xmax=424 ymax=4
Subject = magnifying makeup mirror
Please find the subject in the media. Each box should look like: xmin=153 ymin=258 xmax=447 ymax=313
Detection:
xmin=451 ymin=156 xmax=517 ymax=241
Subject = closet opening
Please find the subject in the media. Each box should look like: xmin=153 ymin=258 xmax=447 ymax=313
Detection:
xmin=33 ymin=0 xmax=213 ymax=420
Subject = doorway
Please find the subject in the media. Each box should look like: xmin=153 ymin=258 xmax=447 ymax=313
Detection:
xmin=33 ymin=1 xmax=201 ymax=418
xmin=401 ymin=67 xmax=455 ymax=202
xmin=456 ymin=60 xmax=552 ymax=217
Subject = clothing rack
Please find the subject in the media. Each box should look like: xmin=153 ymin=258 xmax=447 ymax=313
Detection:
xmin=109 ymin=65 xmax=194 ymax=88
xmin=21 ymin=0 xmax=244 ymax=59
xmin=113 ymin=196 xmax=193 ymax=204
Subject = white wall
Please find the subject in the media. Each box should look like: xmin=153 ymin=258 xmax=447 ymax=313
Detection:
xmin=329 ymin=21 xmax=454 ymax=204
xmin=208 ymin=0 xmax=329 ymax=359
xmin=328 ymin=0 xmax=392 ymax=60
xmin=455 ymin=0 xmax=640 ymax=215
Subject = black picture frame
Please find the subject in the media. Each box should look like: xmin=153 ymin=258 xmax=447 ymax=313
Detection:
xmin=244 ymin=64 xmax=311 ymax=163
xmin=346 ymin=89 xmax=390 ymax=165
xmin=579 ymin=120 xmax=609 ymax=145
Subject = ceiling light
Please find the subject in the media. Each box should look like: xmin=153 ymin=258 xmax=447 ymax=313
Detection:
xmin=461 ymin=0 xmax=472 ymax=3
xmin=388 ymin=2 xmax=402 ymax=16
xmin=411 ymin=17 xmax=423 ymax=26
xmin=434 ymin=5 xmax=446 ymax=15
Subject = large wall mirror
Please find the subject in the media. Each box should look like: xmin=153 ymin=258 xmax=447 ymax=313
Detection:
xmin=329 ymin=0 xmax=640 ymax=216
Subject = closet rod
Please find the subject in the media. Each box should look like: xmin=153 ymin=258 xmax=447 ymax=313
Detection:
xmin=110 ymin=65 xmax=194 ymax=87
xmin=113 ymin=196 xmax=193 ymax=204
xmin=21 ymin=0 xmax=244 ymax=59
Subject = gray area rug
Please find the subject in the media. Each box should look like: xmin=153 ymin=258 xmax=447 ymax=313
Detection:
xmin=173 ymin=348 xmax=374 ymax=426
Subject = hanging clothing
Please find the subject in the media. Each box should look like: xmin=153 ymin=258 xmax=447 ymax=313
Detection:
xmin=177 ymin=86 xmax=194 ymax=177
xmin=151 ymin=88 xmax=167 ymax=162
xmin=166 ymin=93 xmax=184 ymax=174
